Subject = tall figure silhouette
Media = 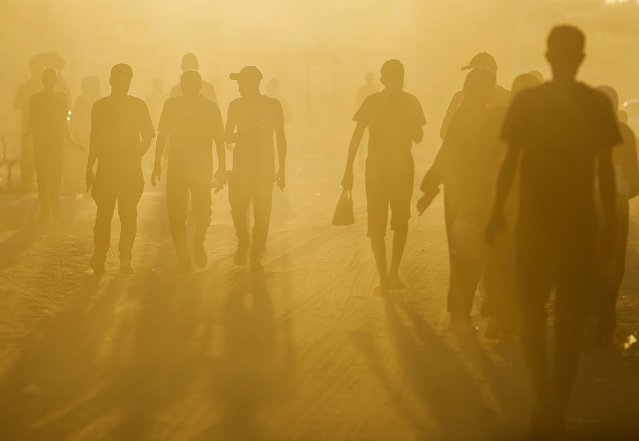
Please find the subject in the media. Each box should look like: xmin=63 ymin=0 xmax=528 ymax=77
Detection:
xmin=342 ymin=60 xmax=426 ymax=292
xmin=486 ymin=26 xmax=621 ymax=436
xmin=86 ymin=64 xmax=155 ymax=274
xmin=28 ymin=68 xmax=81 ymax=220
xmin=226 ymin=66 xmax=287 ymax=271
xmin=152 ymin=70 xmax=226 ymax=271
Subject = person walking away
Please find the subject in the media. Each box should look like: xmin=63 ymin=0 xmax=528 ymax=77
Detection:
xmin=152 ymin=70 xmax=226 ymax=271
xmin=486 ymin=26 xmax=620 ymax=436
xmin=86 ymin=64 xmax=155 ymax=275
xmin=342 ymin=59 xmax=426 ymax=292
xmin=418 ymin=68 xmax=496 ymax=329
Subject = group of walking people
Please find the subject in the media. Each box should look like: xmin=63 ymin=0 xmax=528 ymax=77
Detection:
xmin=340 ymin=24 xmax=638 ymax=437
xmin=18 ymin=23 xmax=638 ymax=438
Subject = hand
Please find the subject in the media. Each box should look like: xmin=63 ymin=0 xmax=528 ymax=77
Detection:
xmin=151 ymin=166 xmax=162 ymax=186
xmin=85 ymin=170 xmax=94 ymax=192
xmin=485 ymin=210 xmax=506 ymax=243
xmin=600 ymin=222 xmax=617 ymax=263
xmin=275 ymin=169 xmax=286 ymax=191
xmin=213 ymin=169 xmax=228 ymax=193
xmin=416 ymin=188 xmax=439 ymax=215
xmin=341 ymin=169 xmax=353 ymax=191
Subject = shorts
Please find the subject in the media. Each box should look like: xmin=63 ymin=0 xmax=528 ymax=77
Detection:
xmin=365 ymin=165 xmax=414 ymax=237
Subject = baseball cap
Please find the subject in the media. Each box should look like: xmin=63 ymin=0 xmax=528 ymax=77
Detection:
xmin=461 ymin=52 xmax=497 ymax=71
xmin=229 ymin=66 xmax=263 ymax=82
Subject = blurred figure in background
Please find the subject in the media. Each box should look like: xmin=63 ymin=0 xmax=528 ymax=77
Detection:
xmin=28 ymin=68 xmax=82 ymax=221
xmin=355 ymin=72 xmax=378 ymax=168
xmin=481 ymin=72 xmax=542 ymax=341
xmin=592 ymin=85 xmax=639 ymax=348
xmin=86 ymin=64 xmax=155 ymax=275
xmin=440 ymin=52 xmax=509 ymax=140
xmin=265 ymin=78 xmax=292 ymax=124
xmin=418 ymin=68 xmax=497 ymax=329
xmin=170 ymin=53 xmax=217 ymax=102
xmin=342 ymin=59 xmax=426 ymax=292
xmin=14 ymin=58 xmax=44 ymax=191
xmin=226 ymin=66 xmax=287 ymax=271
xmin=486 ymin=26 xmax=620 ymax=436
xmin=68 ymin=76 xmax=101 ymax=196
xmin=152 ymin=70 xmax=226 ymax=272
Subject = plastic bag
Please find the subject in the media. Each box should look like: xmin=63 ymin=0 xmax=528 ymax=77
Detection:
xmin=332 ymin=189 xmax=355 ymax=226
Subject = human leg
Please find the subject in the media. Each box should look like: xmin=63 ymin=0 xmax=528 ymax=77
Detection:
xmin=117 ymin=176 xmax=144 ymax=270
xmin=229 ymin=176 xmax=251 ymax=264
xmin=91 ymin=182 xmax=117 ymax=273
xmin=190 ymin=180 xmax=212 ymax=268
xmin=167 ymin=177 xmax=191 ymax=268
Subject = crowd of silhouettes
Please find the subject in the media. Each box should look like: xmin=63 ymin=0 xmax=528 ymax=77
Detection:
xmin=10 ymin=24 xmax=639 ymax=439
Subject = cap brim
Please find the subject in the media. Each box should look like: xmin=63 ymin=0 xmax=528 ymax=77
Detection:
xmin=460 ymin=65 xmax=472 ymax=71
xmin=229 ymin=73 xmax=240 ymax=80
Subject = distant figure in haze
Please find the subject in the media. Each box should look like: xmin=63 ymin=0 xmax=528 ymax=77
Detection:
xmin=481 ymin=73 xmax=542 ymax=341
xmin=86 ymin=64 xmax=155 ymax=275
xmin=226 ymin=66 xmax=287 ymax=271
xmin=418 ymin=68 xmax=497 ymax=328
xmin=170 ymin=53 xmax=217 ymax=102
xmin=265 ymin=78 xmax=292 ymax=123
xmin=341 ymin=60 xmax=426 ymax=292
xmin=152 ymin=70 xmax=226 ymax=272
xmin=440 ymin=52 xmax=509 ymax=140
xmin=486 ymin=26 xmax=621 ymax=436
xmin=68 ymin=76 xmax=101 ymax=195
xmin=592 ymin=85 xmax=639 ymax=348
xmin=146 ymin=78 xmax=169 ymax=126
xmin=28 ymin=68 xmax=81 ymax=220
xmin=15 ymin=59 xmax=45 ymax=191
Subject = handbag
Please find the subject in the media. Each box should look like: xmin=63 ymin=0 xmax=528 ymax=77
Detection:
xmin=332 ymin=189 xmax=355 ymax=226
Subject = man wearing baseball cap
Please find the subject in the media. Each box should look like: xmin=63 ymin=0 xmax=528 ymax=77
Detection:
xmin=440 ymin=52 xmax=509 ymax=139
xmin=226 ymin=66 xmax=287 ymax=271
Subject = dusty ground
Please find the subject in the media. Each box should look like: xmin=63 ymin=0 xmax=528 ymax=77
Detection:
xmin=1 ymin=153 xmax=639 ymax=441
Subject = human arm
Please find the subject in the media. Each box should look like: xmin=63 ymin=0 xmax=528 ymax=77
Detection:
xmin=485 ymin=146 xmax=521 ymax=241
xmin=86 ymin=104 xmax=99 ymax=191
xmin=152 ymin=101 xmax=169 ymax=186
xmin=341 ymin=122 xmax=366 ymax=190
xmin=598 ymin=148 xmax=617 ymax=260
xmin=275 ymin=102 xmax=287 ymax=190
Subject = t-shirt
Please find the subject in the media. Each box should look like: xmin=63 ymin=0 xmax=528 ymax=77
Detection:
xmin=90 ymin=95 xmax=155 ymax=177
xmin=353 ymin=90 xmax=426 ymax=169
xmin=29 ymin=90 xmax=69 ymax=147
xmin=501 ymin=81 xmax=622 ymax=246
xmin=158 ymin=95 xmax=224 ymax=181
xmin=227 ymin=95 xmax=284 ymax=177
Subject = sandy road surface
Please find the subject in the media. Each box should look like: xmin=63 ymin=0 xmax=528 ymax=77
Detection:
xmin=1 ymin=155 xmax=639 ymax=441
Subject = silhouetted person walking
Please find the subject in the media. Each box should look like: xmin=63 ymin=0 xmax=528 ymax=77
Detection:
xmin=440 ymin=52 xmax=509 ymax=140
xmin=28 ymin=68 xmax=81 ymax=220
xmin=152 ymin=70 xmax=226 ymax=271
xmin=593 ymin=85 xmax=639 ymax=348
xmin=170 ymin=53 xmax=217 ymax=102
xmin=68 ymin=76 xmax=101 ymax=195
xmin=226 ymin=66 xmax=287 ymax=271
xmin=418 ymin=68 xmax=496 ymax=329
xmin=86 ymin=64 xmax=155 ymax=274
xmin=486 ymin=26 xmax=621 ymax=436
xmin=342 ymin=60 xmax=426 ymax=291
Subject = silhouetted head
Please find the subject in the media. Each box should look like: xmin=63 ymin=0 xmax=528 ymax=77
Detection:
xmin=380 ymin=59 xmax=404 ymax=92
xmin=511 ymin=73 xmax=542 ymax=99
xmin=81 ymin=76 xmax=100 ymax=98
xmin=230 ymin=66 xmax=263 ymax=97
xmin=528 ymin=70 xmax=544 ymax=83
xmin=181 ymin=53 xmax=200 ymax=71
xmin=461 ymin=52 xmax=497 ymax=74
xmin=365 ymin=72 xmax=375 ymax=84
xmin=266 ymin=78 xmax=280 ymax=95
xmin=180 ymin=70 xmax=202 ymax=97
xmin=546 ymin=25 xmax=585 ymax=81
xmin=110 ymin=64 xmax=133 ymax=96
xmin=462 ymin=68 xmax=496 ymax=106
xmin=28 ymin=58 xmax=44 ymax=79
xmin=597 ymin=85 xmax=619 ymax=114
xmin=42 ymin=68 xmax=57 ymax=90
